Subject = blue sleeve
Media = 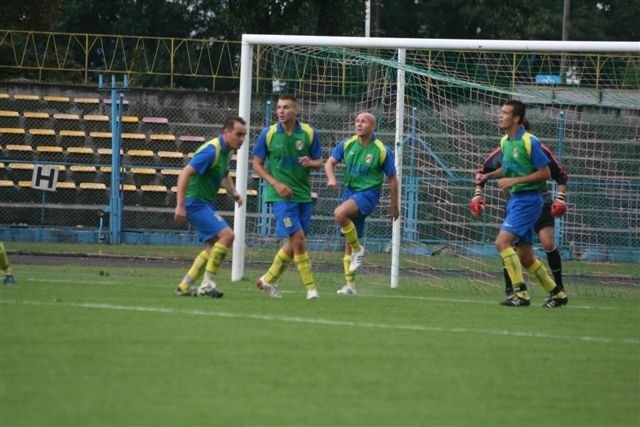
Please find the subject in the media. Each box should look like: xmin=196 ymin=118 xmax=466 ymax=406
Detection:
xmin=310 ymin=128 xmax=322 ymax=159
xmin=189 ymin=145 xmax=216 ymax=175
xmin=529 ymin=137 xmax=550 ymax=170
xmin=252 ymin=128 xmax=269 ymax=160
xmin=330 ymin=139 xmax=346 ymax=162
xmin=382 ymin=147 xmax=397 ymax=176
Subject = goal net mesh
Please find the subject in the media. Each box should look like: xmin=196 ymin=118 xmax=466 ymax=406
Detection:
xmin=243 ymin=43 xmax=639 ymax=290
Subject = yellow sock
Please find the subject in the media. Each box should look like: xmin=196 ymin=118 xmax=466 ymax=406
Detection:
xmin=178 ymin=250 xmax=208 ymax=290
xmin=205 ymin=242 xmax=228 ymax=275
xmin=265 ymin=248 xmax=292 ymax=284
xmin=294 ymin=252 xmax=316 ymax=290
xmin=500 ymin=247 xmax=525 ymax=287
xmin=526 ymin=258 xmax=564 ymax=296
xmin=343 ymin=255 xmax=356 ymax=287
xmin=0 ymin=242 xmax=11 ymax=275
xmin=341 ymin=222 xmax=361 ymax=252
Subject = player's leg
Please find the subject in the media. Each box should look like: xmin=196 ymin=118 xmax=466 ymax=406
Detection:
xmin=496 ymin=194 xmax=543 ymax=306
xmin=0 ymin=242 xmax=15 ymax=285
xmin=537 ymin=225 xmax=564 ymax=291
xmin=199 ymin=224 xmax=233 ymax=298
xmin=256 ymin=202 xmax=293 ymax=298
xmin=519 ymin=244 xmax=567 ymax=308
xmin=334 ymin=193 xmax=363 ymax=270
xmin=291 ymin=202 xmax=318 ymax=299
xmin=338 ymin=240 xmax=357 ymax=295
xmin=175 ymin=202 xmax=212 ymax=295
xmin=496 ymin=229 xmax=529 ymax=305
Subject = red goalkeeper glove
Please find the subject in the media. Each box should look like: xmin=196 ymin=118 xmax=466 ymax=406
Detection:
xmin=551 ymin=192 xmax=567 ymax=217
xmin=469 ymin=189 xmax=487 ymax=216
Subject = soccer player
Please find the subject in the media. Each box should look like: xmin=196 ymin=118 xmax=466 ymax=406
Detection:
xmin=1 ymin=241 xmax=16 ymax=285
xmin=173 ymin=116 xmax=248 ymax=298
xmin=470 ymin=119 xmax=568 ymax=304
xmin=475 ymin=100 xmax=568 ymax=308
xmin=325 ymin=112 xmax=399 ymax=295
xmin=252 ymin=94 xmax=323 ymax=300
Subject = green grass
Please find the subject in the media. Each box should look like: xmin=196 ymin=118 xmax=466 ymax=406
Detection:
xmin=1 ymin=260 xmax=639 ymax=427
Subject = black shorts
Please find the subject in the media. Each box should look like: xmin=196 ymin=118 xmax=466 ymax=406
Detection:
xmin=534 ymin=202 xmax=555 ymax=233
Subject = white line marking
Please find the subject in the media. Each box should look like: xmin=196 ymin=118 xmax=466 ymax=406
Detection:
xmin=2 ymin=299 xmax=638 ymax=346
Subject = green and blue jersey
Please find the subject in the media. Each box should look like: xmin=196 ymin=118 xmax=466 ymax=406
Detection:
xmin=330 ymin=134 xmax=396 ymax=192
xmin=186 ymin=135 xmax=232 ymax=202
xmin=252 ymin=120 xmax=322 ymax=203
xmin=500 ymin=127 xmax=550 ymax=193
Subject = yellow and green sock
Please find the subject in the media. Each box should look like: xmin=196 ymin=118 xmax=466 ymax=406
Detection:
xmin=265 ymin=248 xmax=292 ymax=284
xmin=341 ymin=222 xmax=361 ymax=252
xmin=177 ymin=250 xmax=208 ymax=292
xmin=295 ymin=252 xmax=316 ymax=291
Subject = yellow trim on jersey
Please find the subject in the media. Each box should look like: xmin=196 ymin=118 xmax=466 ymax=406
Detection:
xmin=344 ymin=136 xmax=387 ymax=165
xmin=266 ymin=123 xmax=314 ymax=148
xmin=194 ymin=137 xmax=222 ymax=167
xmin=500 ymin=132 xmax=532 ymax=156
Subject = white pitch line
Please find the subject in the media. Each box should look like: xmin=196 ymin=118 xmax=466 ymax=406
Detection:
xmin=2 ymin=299 xmax=638 ymax=346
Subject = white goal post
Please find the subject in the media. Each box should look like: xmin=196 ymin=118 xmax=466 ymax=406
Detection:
xmin=232 ymin=34 xmax=640 ymax=285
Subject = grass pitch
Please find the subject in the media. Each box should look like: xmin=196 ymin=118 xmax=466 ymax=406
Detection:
xmin=1 ymin=256 xmax=639 ymax=426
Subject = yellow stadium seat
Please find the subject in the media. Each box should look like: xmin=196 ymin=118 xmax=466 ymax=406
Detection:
xmin=59 ymin=130 xmax=87 ymax=149
xmin=44 ymin=96 xmax=70 ymax=103
xmin=5 ymin=144 xmax=33 ymax=161
xmin=0 ymin=127 xmax=26 ymax=144
xmin=0 ymin=110 xmax=20 ymax=128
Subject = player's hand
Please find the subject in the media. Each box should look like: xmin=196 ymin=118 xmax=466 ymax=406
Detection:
xmin=475 ymin=172 xmax=488 ymax=185
xmin=551 ymin=192 xmax=567 ymax=217
xmin=232 ymin=192 xmax=243 ymax=207
xmin=327 ymin=177 xmax=338 ymax=190
xmin=274 ymin=181 xmax=293 ymax=199
xmin=298 ymin=156 xmax=313 ymax=168
xmin=469 ymin=196 xmax=487 ymax=216
xmin=174 ymin=205 xmax=187 ymax=224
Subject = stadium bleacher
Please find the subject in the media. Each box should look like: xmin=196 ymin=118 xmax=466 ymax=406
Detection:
xmin=1 ymin=89 xmax=249 ymax=221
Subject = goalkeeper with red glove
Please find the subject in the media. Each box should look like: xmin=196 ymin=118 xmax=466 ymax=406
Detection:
xmin=471 ymin=121 xmax=569 ymax=301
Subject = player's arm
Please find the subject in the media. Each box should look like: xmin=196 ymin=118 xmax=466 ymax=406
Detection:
xmin=543 ymin=145 xmax=569 ymax=217
xmin=551 ymin=183 xmax=568 ymax=217
xmin=221 ymin=174 xmax=242 ymax=207
xmin=325 ymin=156 xmax=339 ymax=190
xmin=174 ymin=164 xmax=197 ymax=224
xmin=252 ymin=156 xmax=293 ymax=199
xmin=298 ymin=130 xmax=324 ymax=170
xmin=388 ymin=174 xmax=400 ymax=220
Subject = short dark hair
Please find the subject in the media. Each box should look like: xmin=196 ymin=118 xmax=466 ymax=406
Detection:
xmin=278 ymin=94 xmax=297 ymax=103
xmin=504 ymin=100 xmax=526 ymax=125
xmin=223 ymin=116 xmax=246 ymax=130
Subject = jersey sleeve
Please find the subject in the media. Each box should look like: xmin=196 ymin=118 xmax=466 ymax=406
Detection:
xmin=310 ymin=127 xmax=323 ymax=159
xmin=480 ymin=147 xmax=502 ymax=174
xmin=189 ymin=145 xmax=216 ymax=175
xmin=382 ymin=147 xmax=397 ymax=176
xmin=330 ymin=139 xmax=346 ymax=162
xmin=542 ymin=144 xmax=569 ymax=185
xmin=252 ymin=127 xmax=269 ymax=160
xmin=529 ymin=136 xmax=551 ymax=170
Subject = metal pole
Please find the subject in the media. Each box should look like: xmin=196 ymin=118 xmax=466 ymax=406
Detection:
xmin=231 ymin=39 xmax=253 ymax=281
xmin=554 ymin=110 xmax=565 ymax=248
xmin=390 ymin=48 xmax=405 ymax=288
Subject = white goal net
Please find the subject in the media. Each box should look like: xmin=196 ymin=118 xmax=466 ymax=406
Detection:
xmin=232 ymin=35 xmax=640 ymax=290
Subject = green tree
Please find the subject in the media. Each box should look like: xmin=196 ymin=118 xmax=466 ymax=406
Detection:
xmin=0 ymin=0 xmax=61 ymax=30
